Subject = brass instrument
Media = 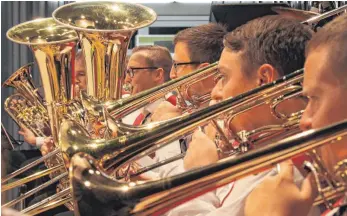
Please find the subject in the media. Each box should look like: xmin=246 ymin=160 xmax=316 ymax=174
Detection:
xmin=77 ymin=54 xmax=218 ymax=129
xmin=52 ymin=1 xmax=157 ymax=138
xmin=69 ymin=120 xmax=347 ymax=216
xmin=59 ymin=68 xmax=304 ymax=177
xmin=2 ymin=62 xmax=50 ymax=137
xmin=3 ymin=17 xmax=80 ymax=214
xmin=3 ymin=2 xmax=158 ymax=214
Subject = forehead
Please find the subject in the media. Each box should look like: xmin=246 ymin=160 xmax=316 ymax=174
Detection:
xmin=218 ymin=48 xmax=243 ymax=70
xmin=128 ymin=52 xmax=150 ymax=67
xmin=173 ymin=42 xmax=191 ymax=61
xmin=303 ymin=47 xmax=335 ymax=93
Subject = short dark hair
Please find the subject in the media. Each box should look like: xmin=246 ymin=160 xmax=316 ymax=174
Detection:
xmin=306 ymin=14 xmax=347 ymax=78
xmin=174 ymin=23 xmax=227 ymax=63
xmin=132 ymin=45 xmax=172 ymax=81
xmin=224 ymin=15 xmax=313 ymax=76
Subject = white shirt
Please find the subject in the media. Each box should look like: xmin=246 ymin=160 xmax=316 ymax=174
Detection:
xmin=122 ymin=98 xmax=182 ymax=179
xmin=165 ymin=166 xmax=321 ymax=216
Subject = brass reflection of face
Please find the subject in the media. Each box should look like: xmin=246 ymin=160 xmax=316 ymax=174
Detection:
xmin=75 ymin=56 xmax=87 ymax=92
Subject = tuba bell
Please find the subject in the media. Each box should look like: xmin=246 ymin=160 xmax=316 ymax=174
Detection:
xmin=2 ymin=1 xmax=159 ymax=214
xmin=3 ymin=17 xmax=80 ymax=214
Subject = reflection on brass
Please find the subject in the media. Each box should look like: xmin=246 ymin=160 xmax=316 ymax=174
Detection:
xmin=69 ymin=119 xmax=347 ymax=216
xmin=53 ymin=1 xmax=157 ymax=101
xmin=5 ymin=17 xmax=79 ymax=214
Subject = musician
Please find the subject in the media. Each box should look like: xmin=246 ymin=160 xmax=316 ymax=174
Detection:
xmin=166 ymin=16 xmax=318 ymax=216
xmin=17 ymin=50 xmax=87 ymax=155
xmin=120 ymin=45 xmax=182 ymax=179
xmin=244 ymin=13 xmax=347 ymax=216
xmin=151 ymin=23 xmax=227 ymax=122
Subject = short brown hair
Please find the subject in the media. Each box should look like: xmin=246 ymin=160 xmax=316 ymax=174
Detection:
xmin=224 ymin=15 xmax=313 ymax=76
xmin=306 ymin=14 xmax=347 ymax=78
xmin=132 ymin=45 xmax=172 ymax=81
xmin=174 ymin=23 xmax=227 ymax=63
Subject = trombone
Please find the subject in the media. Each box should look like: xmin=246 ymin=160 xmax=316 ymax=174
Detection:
xmin=59 ymin=68 xmax=304 ymax=176
xmin=69 ymin=120 xmax=347 ymax=216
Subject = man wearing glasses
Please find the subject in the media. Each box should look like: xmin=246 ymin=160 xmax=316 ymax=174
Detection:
xmin=120 ymin=45 xmax=182 ymax=180
xmin=151 ymin=23 xmax=227 ymax=122
xmin=125 ymin=45 xmax=172 ymax=95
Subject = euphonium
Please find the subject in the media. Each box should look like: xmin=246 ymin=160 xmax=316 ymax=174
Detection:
xmin=2 ymin=62 xmax=50 ymax=137
xmin=3 ymin=17 xmax=80 ymax=214
xmin=69 ymin=120 xmax=347 ymax=216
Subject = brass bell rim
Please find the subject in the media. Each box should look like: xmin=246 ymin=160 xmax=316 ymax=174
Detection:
xmin=52 ymin=1 xmax=157 ymax=33
xmin=6 ymin=17 xmax=78 ymax=46
xmin=2 ymin=62 xmax=35 ymax=88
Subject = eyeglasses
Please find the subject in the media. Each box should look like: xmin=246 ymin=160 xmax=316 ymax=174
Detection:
xmin=172 ymin=61 xmax=201 ymax=72
xmin=126 ymin=67 xmax=158 ymax=78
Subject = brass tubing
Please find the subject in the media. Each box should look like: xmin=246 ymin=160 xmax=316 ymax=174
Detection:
xmin=1 ymin=149 xmax=60 ymax=183
xmin=20 ymin=188 xmax=70 ymax=215
xmin=2 ymin=172 xmax=68 ymax=208
xmin=28 ymin=196 xmax=73 ymax=216
xmin=1 ymin=164 xmax=64 ymax=192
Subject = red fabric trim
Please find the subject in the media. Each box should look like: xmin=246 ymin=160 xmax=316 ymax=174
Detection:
xmin=220 ymin=182 xmax=235 ymax=207
xmin=166 ymin=94 xmax=177 ymax=106
xmin=133 ymin=113 xmax=145 ymax=126
xmin=322 ymin=197 xmax=345 ymax=216
xmin=292 ymin=154 xmax=312 ymax=168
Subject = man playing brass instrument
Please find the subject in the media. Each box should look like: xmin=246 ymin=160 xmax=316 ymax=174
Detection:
xmin=244 ymin=13 xmax=347 ymax=216
xmin=118 ymin=45 xmax=181 ymax=180
xmin=151 ymin=23 xmax=227 ymax=122
xmin=165 ymin=16 xmax=317 ymax=216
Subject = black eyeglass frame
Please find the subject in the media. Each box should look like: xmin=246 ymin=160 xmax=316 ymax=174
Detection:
xmin=126 ymin=67 xmax=159 ymax=78
xmin=172 ymin=61 xmax=201 ymax=72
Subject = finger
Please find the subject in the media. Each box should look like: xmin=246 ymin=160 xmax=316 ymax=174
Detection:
xmin=278 ymin=160 xmax=295 ymax=181
xmin=192 ymin=130 xmax=203 ymax=140
xmin=300 ymin=173 xmax=318 ymax=202
xmin=18 ymin=131 xmax=25 ymax=136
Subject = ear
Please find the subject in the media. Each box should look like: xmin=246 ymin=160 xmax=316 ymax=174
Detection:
xmin=153 ymin=68 xmax=165 ymax=83
xmin=197 ymin=62 xmax=210 ymax=70
xmin=255 ymin=64 xmax=279 ymax=86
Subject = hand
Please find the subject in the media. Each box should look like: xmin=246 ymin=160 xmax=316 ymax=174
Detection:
xmin=18 ymin=126 xmax=36 ymax=145
xmin=244 ymin=161 xmax=317 ymax=216
xmin=184 ymin=130 xmax=219 ymax=170
xmin=40 ymin=137 xmax=54 ymax=156
xmin=1 ymin=207 xmax=29 ymax=216
xmin=151 ymin=101 xmax=182 ymax=122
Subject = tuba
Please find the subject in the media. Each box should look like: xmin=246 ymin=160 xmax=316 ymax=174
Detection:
xmin=2 ymin=1 xmax=158 ymax=215
xmin=3 ymin=17 xmax=80 ymax=214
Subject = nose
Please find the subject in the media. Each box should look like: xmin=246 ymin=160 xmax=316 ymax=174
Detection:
xmin=299 ymin=110 xmax=312 ymax=131
xmin=124 ymin=72 xmax=132 ymax=83
xmin=170 ymin=67 xmax=177 ymax=79
xmin=211 ymin=80 xmax=223 ymax=101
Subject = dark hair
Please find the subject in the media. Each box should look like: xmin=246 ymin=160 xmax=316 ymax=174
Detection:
xmin=132 ymin=45 xmax=172 ymax=81
xmin=174 ymin=23 xmax=227 ymax=63
xmin=306 ymin=14 xmax=347 ymax=77
xmin=224 ymin=15 xmax=313 ymax=76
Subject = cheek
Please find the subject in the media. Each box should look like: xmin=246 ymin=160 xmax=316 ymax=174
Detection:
xmin=221 ymin=77 xmax=252 ymax=100
xmin=311 ymin=94 xmax=347 ymax=128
